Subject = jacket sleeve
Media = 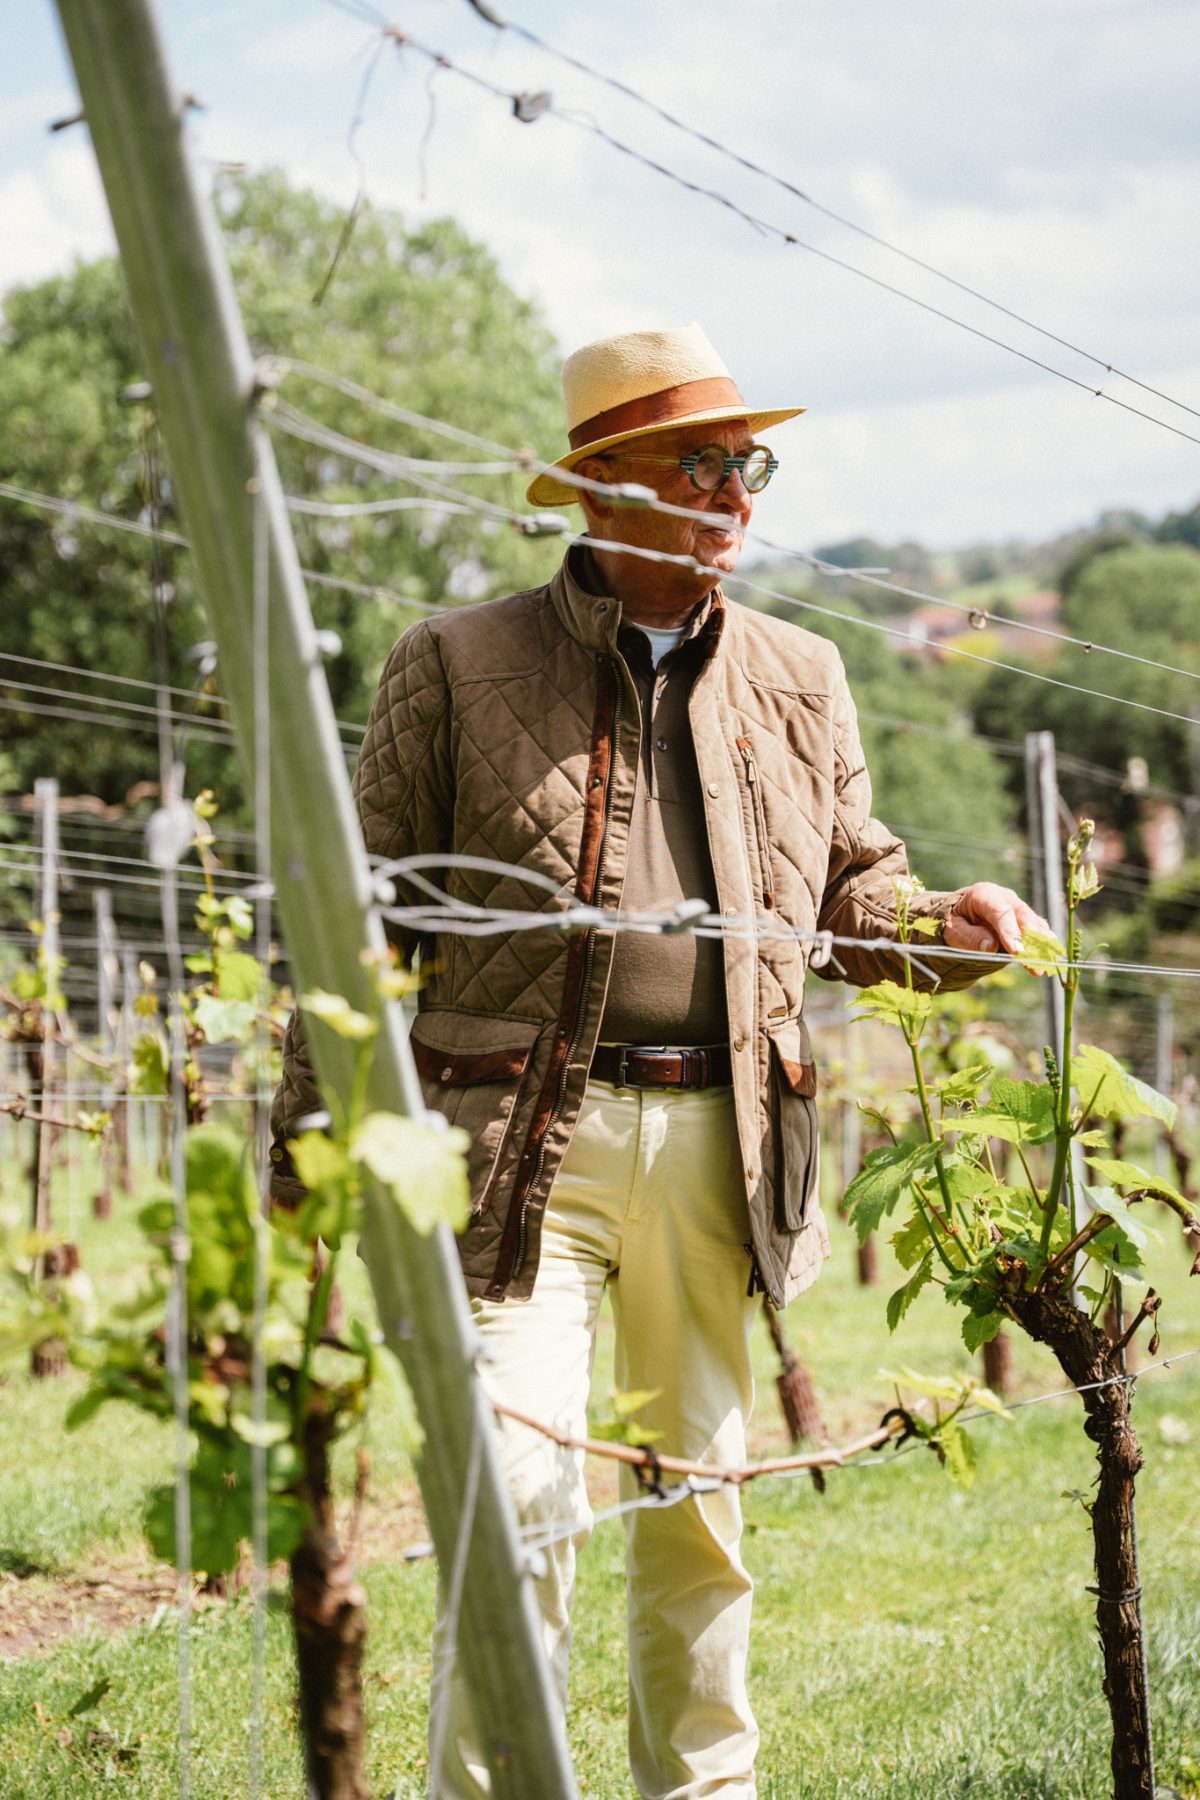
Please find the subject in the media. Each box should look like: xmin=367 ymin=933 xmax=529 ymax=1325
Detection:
xmin=812 ymin=657 xmax=997 ymax=994
xmin=268 ymin=620 xmax=454 ymax=1204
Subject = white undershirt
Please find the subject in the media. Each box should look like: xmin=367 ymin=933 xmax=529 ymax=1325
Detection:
xmin=635 ymin=623 xmax=687 ymax=668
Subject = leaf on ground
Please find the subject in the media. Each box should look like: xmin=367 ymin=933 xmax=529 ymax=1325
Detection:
xmin=67 ymin=1677 xmax=112 ymax=1719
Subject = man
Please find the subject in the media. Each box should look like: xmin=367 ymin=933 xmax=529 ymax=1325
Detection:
xmin=272 ymin=322 xmax=1045 ymax=1798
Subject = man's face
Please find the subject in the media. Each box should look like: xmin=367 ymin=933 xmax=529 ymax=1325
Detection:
xmin=583 ymin=418 xmax=758 ymax=581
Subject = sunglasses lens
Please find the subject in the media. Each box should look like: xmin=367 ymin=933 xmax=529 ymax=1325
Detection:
xmin=743 ymin=447 xmax=774 ymax=492
xmin=690 ymin=445 xmax=728 ymax=490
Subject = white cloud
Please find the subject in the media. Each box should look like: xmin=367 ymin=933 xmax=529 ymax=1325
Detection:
xmin=4 ymin=0 xmax=1199 ymax=545
xmin=0 ymin=135 xmax=112 ymax=294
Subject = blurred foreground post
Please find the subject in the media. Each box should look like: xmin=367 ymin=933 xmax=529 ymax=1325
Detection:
xmin=52 ymin=3 xmax=577 ymax=1794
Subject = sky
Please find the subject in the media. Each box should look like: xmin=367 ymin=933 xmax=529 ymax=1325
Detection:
xmin=4 ymin=0 xmax=1200 ymax=552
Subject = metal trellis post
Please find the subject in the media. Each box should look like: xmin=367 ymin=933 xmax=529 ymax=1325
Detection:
xmin=50 ymin=4 xmax=577 ymax=1794
xmin=33 ymin=777 xmax=60 ymax=1241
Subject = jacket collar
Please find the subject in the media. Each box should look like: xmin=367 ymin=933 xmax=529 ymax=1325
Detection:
xmin=550 ymin=545 xmax=726 ymax=658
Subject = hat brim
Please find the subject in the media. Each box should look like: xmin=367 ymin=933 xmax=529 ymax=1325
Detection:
xmin=524 ymin=404 xmax=806 ymax=508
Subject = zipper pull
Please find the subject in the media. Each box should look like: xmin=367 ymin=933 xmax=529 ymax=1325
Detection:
xmin=743 ymin=1239 xmax=766 ymax=1297
xmin=736 ymin=736 xmax=757 ymax=781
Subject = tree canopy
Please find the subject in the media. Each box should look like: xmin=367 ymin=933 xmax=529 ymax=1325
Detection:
xmin=0 ymin=169 xmax=564 ymax=813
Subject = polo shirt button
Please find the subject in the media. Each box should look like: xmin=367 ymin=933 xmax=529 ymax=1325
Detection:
xmin=707 ymin=782 xmax=720 ymax=797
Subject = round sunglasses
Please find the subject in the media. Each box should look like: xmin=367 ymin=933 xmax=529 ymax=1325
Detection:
xmin=612 ymin=442 xmax=779 ymax=494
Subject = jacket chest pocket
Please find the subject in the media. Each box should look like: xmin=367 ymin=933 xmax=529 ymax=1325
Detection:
xmin=409 ymin=1010 xmax=543 ymax=1218
xmin=767 ymin=1017 xmax=819 ymax=1232
xmin=735 ymin=736 xmax=777 ymax=911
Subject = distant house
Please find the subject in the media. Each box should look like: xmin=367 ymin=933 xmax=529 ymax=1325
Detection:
xmin=887 ymin=589 xmax=1063 ymax=663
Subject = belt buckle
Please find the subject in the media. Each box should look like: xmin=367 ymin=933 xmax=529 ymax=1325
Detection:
xmin=616 ymin=1044 xmax=670 ymax=1089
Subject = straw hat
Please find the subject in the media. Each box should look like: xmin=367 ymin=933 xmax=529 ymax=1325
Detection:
xmin=525 ymin=322 xmax=805 ymax=508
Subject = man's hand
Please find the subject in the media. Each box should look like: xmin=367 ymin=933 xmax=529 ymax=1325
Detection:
xmin=942 ymin=882 xmax=1053 ymax=966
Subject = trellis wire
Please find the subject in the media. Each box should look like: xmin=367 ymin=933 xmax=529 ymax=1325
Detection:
xmin=391 ymin=1343 xmax=1200 ymax=1566
xmin=327 ymin=11 xmax=1200 ymax=455
xmin=460 ymin=0 xmax=1200 ymax=427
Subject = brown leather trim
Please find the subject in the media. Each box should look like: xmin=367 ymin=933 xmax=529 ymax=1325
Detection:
xmin=411 ymin=1039 xmax=533 ymax=1086
xmin=568 ymin=376 xmax=746 ymax=450
xmin=487 ymin=657 xmax=618 ymax=1297
xmin=777 ymin=1055 xmax=818 ymax=1098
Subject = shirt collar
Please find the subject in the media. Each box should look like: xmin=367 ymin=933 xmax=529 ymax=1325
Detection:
xmin=550 ymin=544 xmax=725 ymax=658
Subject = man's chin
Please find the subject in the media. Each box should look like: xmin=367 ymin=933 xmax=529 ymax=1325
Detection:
xmin=697 ymin=539 xmax=741 ymax=575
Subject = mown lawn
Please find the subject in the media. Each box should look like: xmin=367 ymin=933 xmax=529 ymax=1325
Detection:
xmin=0 ymin=1165 xmax=1197 ymax=1798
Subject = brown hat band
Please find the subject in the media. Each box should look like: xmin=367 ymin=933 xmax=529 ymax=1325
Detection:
xmin=568 ymin=374 xmax=746 ymax=451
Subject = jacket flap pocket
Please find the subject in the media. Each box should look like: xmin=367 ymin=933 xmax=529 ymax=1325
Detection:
xmin=409 ymin=1010 xmax=541 ymax=1086
xmin=767 ymin=1017 xmax=817 ymax=1097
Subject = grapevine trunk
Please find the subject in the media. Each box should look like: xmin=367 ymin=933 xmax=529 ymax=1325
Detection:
xmin=290 ymin=1408 xmax=369 ymax=1800
xmin=1003 ymin=1279 xmax=1153 ymax=1799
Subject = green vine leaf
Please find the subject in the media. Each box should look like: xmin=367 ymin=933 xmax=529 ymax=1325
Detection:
xmin=937 ymin=1420 xmax=978 ymax=1490
xmin=194 ymin=994 xmax=256 ymax=1045
xmin=957 ymin=1077 xmax=1057 ymax=1145
xmin=890 ymin=1211 xmax=932 ymax=1271
xmin=886 ymin=1253 xmax=934 ymax=1332
xmin=843 ymin=1142 xmax=940 ymax=1240
xmin=962 ymin=1308 xmax=1004 ymax=1351
xmin=852 ymin=981 xmax=933 ymax=1031
xmin=300 ymin=989 xmax=377 ymax=1042
xmin=215 ymin=950 xmax=261 ymax=1003
xmin=1072 ymin=1045 xmax=1177 ymax=1129
xmin=129 ymin=1032 xmax=169 ymax=1096
xmin=1017 ymin=924 xmax=1068 ymax=974
xmin=1085 ymin=1156 xmax=1189 ymax=1209
xmin=352 ymin=1115 xmax=469 ymax=1234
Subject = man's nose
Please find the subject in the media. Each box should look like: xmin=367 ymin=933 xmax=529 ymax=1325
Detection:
xmin=719 ymin=467 xmax=754 ymax=522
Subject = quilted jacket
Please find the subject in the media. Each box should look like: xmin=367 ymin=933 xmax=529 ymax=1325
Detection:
xmin=270 ymin=550 xmax=984 ymax=1307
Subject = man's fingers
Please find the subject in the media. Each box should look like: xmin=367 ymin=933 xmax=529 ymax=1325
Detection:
xmin=943 ymin=913 xmax=998 ymax=954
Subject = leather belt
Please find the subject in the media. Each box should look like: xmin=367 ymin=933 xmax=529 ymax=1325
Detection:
xmin=590 ymin=1043 xmax=732 ymax=1090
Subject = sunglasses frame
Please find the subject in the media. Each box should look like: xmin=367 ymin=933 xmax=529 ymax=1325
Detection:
xmin=679 ymin=443 xmax=778 ymax=493
xmin=602 ymin=442 xmax=779 ymax=494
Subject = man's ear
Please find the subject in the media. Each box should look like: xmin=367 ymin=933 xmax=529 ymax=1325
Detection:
xmin=574 ymin=456 xmax=615 ymax=529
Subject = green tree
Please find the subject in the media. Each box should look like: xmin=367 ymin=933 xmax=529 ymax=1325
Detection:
xmin=0 ymin=169 xmax=563 ymax=812
xmin=968 ymin=544 xmax=1200 ymax=805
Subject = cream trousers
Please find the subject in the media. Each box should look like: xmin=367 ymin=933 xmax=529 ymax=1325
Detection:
xmin=428 ymin=1079 xmax=760 ymax=1800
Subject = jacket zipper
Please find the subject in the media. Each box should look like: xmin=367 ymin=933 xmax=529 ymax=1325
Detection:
xmin=488 ymin=658 xmax=621 ymax=1293
xmin=514 ymin=676 xmax=621 ymax=1278
xmin=735 ymin=736 xmax=776 ymax=910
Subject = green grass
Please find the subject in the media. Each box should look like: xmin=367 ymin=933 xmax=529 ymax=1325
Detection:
xmin=0 ymin=1170 xmax=1197 ymax=1798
